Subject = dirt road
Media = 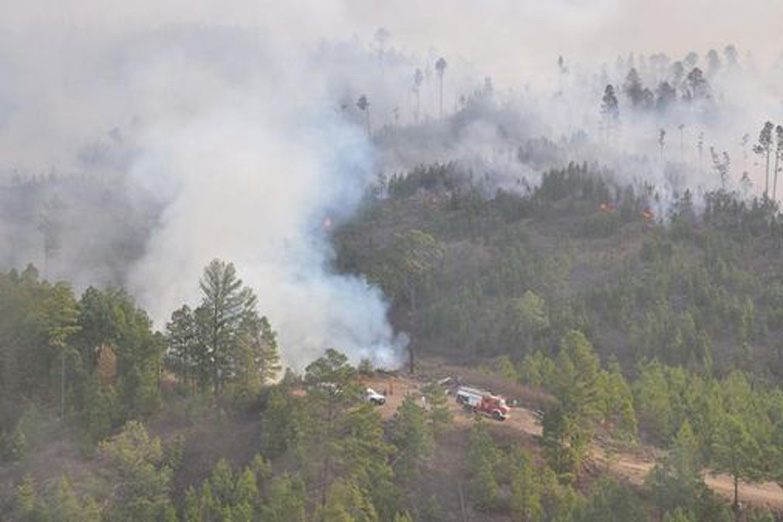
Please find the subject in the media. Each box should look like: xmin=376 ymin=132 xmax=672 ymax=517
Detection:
xmin=364 ymin=373 xmax=783 ymax=511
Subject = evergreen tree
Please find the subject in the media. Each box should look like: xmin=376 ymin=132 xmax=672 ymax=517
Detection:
xmin=647 ymin=420 xmax=708 ymax=517
xmin=655 ymin=81 xmax=677 ymax=111
xmin=321 ymin=479 xmax=378 ymax=522
xmin=371 ymin=230 xmax=444 ymax=373
xmin=773 ymin=124 xmax=783 ymax=200
xmin=572 ymin=479 xmax=646 ymax=522
xmin=98 ymin=421 xmax=176 ymax=522
xmin=422 ymin=380 xmax=453 ymax=436
xmin=507 ymin=290 xmax=549 ymax=353
xmin=300 ymin=349 xmax=361 ymax=510
xmin=235 ymin=314 xmax=281 ymax=399
xmin=684 ymin=67 xmax=710 ymax=102
xmin=42 ymin=282 xmax=81 ymax=419
xmin=393 ymin=395 xmax=434 ymax=483
xmin=600 ymin=85 xmax=619 ymax=143
xmin=165 ymin=304 xmax=202 ymax=391
xmin=509 ymin=447 xmax=543 ymax=522
xmin=262 ymin=474 xmax=307 ymax=522
xmin=337 ymin=404 xmax=396 ymax=520
xmin=597 ymin=358 xmax=638 ymax=441
xmin=711 ymin=414 xmax=762 ymax=512
xmin=435 ymin=57 xmax=448 ymax=119
xmin=754 ymin=121 xmax=775 ymax=197
xmin=467 ymin=421 xmax=501 ymax=511
xmin=623 ymin=68 xmax=648 ymax=109
xmin=195 ymin=259 xmax=258 ymax=397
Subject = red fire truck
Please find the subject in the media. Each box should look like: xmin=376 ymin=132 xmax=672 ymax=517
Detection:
xmin=455 ymin=386 xmax=510 ymax=421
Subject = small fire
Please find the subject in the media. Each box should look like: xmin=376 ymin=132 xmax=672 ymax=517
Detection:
xmin=322 ymin=216 xmax=333 ymax=230
xmin=642 ymin=208 xmax=654 ymax=220
xmin=598 ymin=202 xmax=616 ymax=213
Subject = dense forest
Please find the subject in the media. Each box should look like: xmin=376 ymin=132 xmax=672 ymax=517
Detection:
xmin=4 ymin=156 xmax=783 ymax=520
xmin=3 ymin=3 xmax=783 ymax=521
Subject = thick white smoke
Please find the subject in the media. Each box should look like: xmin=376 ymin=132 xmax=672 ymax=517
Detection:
xmin=115 ymin=28 xmax=410 ymax=369
xmin=125 ymin=98 xmax=406 ymax=369
xmin=0 ymin=5 xmax=414 ymax=369
xmin=2 ymin=0 xmax=783 ymax=369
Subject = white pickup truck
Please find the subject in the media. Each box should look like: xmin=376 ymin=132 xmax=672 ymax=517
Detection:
xmin=365 ymin=388 xmax=386 ymax=406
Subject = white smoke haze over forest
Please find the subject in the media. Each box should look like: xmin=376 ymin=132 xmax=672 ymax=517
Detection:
xmin=1 ymin=0 xmax=783 ymax=367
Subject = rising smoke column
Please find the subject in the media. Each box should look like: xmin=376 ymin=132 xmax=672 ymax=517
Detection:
xmin=121 ymin=30 xmax=407 ymax=370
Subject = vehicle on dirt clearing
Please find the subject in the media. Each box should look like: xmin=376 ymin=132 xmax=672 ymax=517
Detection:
xmin=365 ymin=388 xmax=386 ymax=406
xmin=455 ymin=386 xmax=510 ymax=421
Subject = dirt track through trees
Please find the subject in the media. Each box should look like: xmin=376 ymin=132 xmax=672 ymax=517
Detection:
xmin=364 ymin=373 xmax=783 ymax=511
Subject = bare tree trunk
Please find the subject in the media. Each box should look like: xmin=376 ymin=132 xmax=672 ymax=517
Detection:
xmin=60 ymin=350 xmax=65 ymax=420
xmin=458 ymin=480 xmax=468 ymax=522
xmin=773 ymin=149 xmax=780 ymax=200
xmin=408 ymin=284 xmax=417 ymax=374
xmin=766 ymin=149 xmax=771 ymax=197
xmin=439 ymin=76 xmax=444 ymax=119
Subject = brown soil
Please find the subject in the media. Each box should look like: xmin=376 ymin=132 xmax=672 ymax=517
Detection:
xmin=365 ymin=369 xmax=783 ymax=512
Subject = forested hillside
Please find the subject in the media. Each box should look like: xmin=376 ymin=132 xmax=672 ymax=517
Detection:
xmin=3 ymin=2 xmax=783 ymax=520
xmin=3 ymin=159 xmax=783 ymax=521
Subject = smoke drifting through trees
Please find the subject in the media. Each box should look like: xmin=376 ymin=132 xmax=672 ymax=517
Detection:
xmin=1 ymin=1 xmax=783 ymax=368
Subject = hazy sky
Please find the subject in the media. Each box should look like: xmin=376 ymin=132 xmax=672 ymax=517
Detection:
xmin=1 ymin=0 xmax=781 ymax=367
xmin=3 ymin=0 xmax=782 ymax=83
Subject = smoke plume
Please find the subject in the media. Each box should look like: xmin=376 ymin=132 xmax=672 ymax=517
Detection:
xmin=2 ymin=0 xmax=783 ymax=367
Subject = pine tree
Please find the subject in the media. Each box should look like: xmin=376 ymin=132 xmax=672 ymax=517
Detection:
xmin=98 ymin=421 xmax=175 ymax=522
xmin=42 ymin=282 xmax=81 ymax=419
xmin=655 ymin=81 xmax=677 ymax=111
xmin=468 ymin=421 xmax=501 ymax=511
xmin=598 ymin=358 xmax=638 ymax=441
xmin=435 ymin=57 xmax=448 ymax=119
xmin=261 ymin=474 xmax=307 ymax=522
xmin=623 ymin=69 xmax=644 ymax=107
xmin=647 ymin=420 xmax=707 ymax=515
xmin=600 ymin=85 xmax=619 ymax=143
xmin=183 ymin=487 xmax=201 ymax=522
xmin=260 ymin=386 xmax=299 ymax=456
xmin=507 ymin=290 xmax=549 ymax=353
xmin=684 ymin=68 xmax=710 ymax=102
xmin=712 ymin=414 xmax=762 ymax=512
xmin=15 ymin=474 xmax=41 ymax=520
xmin=166 ymin=304 xmax=201 ymax=391
xmin=338 ymin=404 xmax=396 ymax=520
xmin=773 ymin=125 xmax=783 ymax=200
xmin=301 ymin=349 xmax=361 ymax=510
xmin=393 ymin=396 xmax=434 ymax=482
xmin=356 ymin=95 xmax=371 ymax=137
xmin=509 ymin=447 xmax=543 ymax=522
xmin=422 ymin=380 xmax=452 ymax=436
xmin=321 ymin=479 xmax=378 ymax=522
xmin=196 ymin=259 xmax=258 ymax=397
xmin=754 ymin=122 xmax=774 ymax=197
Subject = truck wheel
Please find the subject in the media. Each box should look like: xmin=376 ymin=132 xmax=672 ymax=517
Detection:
xmin=492 ymin=411 xmax=503 ymax=421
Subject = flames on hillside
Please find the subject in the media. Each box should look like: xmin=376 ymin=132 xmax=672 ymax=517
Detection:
xmin=597 ymin=202 xmax=656 ymax=224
